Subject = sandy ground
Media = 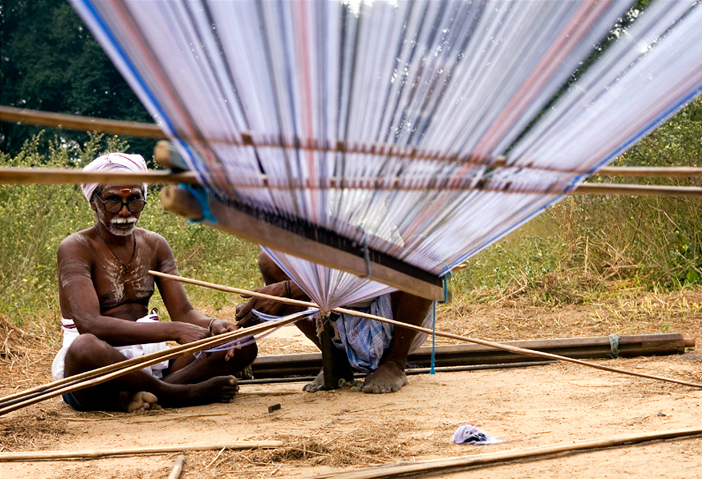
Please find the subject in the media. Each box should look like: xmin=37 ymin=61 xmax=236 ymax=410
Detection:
xmin=1 ymin=294 xmax=701 ymax=478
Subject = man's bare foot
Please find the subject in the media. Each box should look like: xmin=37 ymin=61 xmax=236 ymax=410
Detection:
xmin=127 ymin=391 xmax=158 ymax=413
xmin=303 ymin=370 xmax=326 ymax=392
xmin=161 ymin=376 xmax=239 ymax=407
xmin=188 ymin=376 xmax=239 ymax=405
xmin=362 ymin=361 xmax=408 ymax=394
xmin=302 ymin=369 xmax=361 ymax=392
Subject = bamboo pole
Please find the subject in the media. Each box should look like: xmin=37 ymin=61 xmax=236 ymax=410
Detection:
xmin=0 ymin=312 xmax=305 ymax=415
xmin=0 ymin=167 xmax=198 ymax=185
xmin=572 ymin=183 xmax=702 ymax=197
xmin=309 ymin=427 xmax=702 ymax=479
xmin=596 ymin=166 xmax=702 ymax=178
xmin=168 ymin=455 xmax=186 ymax=479
xmin=0 ymin=106 xmax=165 ymax=138
xmin=2 ymin=107 xmax=701 ymax=181
xmin=248 ymin=334 xmax=689 ymax=379
xmin=1 ymin=166 xmax=700 ymax=197
xmin=150 ymin=271 xmax=702 ymax=390
xmin=0 ymin=441 xmax=284 ymax=462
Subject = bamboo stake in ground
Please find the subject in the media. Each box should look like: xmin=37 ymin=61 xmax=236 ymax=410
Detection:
xmin=168 ymin=455 xmax=186 ymax=479
xmin=149 ymin=271 xmax=702 ymax=390
xmin=0 ymin=441 xmax=284 ymax=462
xmin=308 ymin=427 xmax=702 ymax=479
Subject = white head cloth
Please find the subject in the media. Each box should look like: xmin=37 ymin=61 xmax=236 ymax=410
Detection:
xmin=82 ymin=153 xmax=148 ymax=202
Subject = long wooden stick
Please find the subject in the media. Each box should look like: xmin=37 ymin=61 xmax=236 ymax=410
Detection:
xmin=1 ymin=166 xmax=700 ymax=197
xmin=0 ymin=167 xmax=198 ymax=185
xmin=150 ymin=271 xmax=702 ymax=390
xmin=572 ymin=183 xmax=702 ymax=197
xmin=596 ymin=166 xmax=702 ymax=178
xmin=0 ymin=106 xmax=165 ymax=138
xmin=0 ymin=313 xmax=305 ymax=415
xmin=309 ymin=427 xmax=702 ymax=479
xmin=0 ymin=441 xmax=283 ymax=462
xmin=0 ymin=316 xmax=284 ymax=404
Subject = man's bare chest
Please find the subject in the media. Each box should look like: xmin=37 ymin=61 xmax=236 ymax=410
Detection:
xmin=92 ymin=260 xmax=155 ymax=310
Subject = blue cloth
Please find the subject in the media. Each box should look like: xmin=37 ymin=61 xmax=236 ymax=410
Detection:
xmin=62 ymin=392 xmax=87 ymax=412
xmin=332 ymin=295 xmax=395 ymax=373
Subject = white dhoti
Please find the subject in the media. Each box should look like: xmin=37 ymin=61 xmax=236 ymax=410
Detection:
xmin=51 ymin=311 xmax=170 ymax=380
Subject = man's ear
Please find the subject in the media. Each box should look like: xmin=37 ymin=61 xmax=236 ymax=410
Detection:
xmin=90 ymin=200 xmax=97 ymax=212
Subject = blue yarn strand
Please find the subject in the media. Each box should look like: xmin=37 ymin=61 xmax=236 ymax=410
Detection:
xmin=430 ymin=300 xmax=437 ymax=375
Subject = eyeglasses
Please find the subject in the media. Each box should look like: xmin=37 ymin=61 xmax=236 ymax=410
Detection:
xmin=96 ymin=197 xmax=147 ymax=213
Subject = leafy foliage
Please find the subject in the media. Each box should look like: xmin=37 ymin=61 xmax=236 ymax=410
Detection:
xmin=0 ymin=0 xmax=154 ymax=156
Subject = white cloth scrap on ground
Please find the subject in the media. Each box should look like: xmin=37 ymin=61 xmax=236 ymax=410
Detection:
xmin=330 ymin=294 xmax=433 ymax=373
xmin=51 ymin=311 xmax=169 ymax=380
xmin=452 ymin=425 xmax=503 ymax=445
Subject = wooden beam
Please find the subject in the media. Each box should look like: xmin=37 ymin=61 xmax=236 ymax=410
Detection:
xmin=3 ymin=107 xmax=700 ymax=180
xmin=573 ymin=183 xmax=702 ymax=197
xmin=248 ymin=333 xmax=689 ymax=378
xmin=0 ymin=105 xmax=165 ymax=139
xmin=160 ymin=187 xmax=446 ymax=302
xmin=0 ymin=167 xmax=198 ymax=185
xmin=596 ymin=166 xmax=702 ymax=178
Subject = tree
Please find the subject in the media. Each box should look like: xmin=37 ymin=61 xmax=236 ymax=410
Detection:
xmin=0 ymin=0 xmax=154 ymax=156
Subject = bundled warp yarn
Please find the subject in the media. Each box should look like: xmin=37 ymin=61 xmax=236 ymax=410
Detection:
xmin=70 ymin=0 xmax=702 ymax=311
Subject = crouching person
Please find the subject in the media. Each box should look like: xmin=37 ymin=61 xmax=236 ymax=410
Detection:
xmin=52 ymin=153 xmax=256 ymax=412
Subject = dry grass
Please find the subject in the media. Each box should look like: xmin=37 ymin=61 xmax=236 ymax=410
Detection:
xmin=175 ymin=420 xmax=427 ymax=478
xmin=0 ymin=407 xmax=70 ymax=452
xmin=439 ymin=282 xmax=701 ymax=343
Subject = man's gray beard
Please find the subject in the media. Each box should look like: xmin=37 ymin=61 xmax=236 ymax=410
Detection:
xmin=94 ymin=209 xmax=138 ymax=236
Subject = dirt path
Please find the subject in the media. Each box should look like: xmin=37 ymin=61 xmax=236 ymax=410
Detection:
xmin=1 ymin=294 xmax=701 ymax=478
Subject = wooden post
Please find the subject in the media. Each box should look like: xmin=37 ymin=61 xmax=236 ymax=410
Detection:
xmin=167 ymin=455 xmax=186 ymax=479
xmin=319 ymin=316 xmax=338 ymax=390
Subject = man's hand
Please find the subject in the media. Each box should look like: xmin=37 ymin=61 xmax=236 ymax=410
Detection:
xmin=235 ymin=281 xmax=296 ymax=327
xmin=209 ymin=318 xmax=238 ymax=336
xmin=172 ymin=322 xmax=209 ymax=344
xmin=208 ymin=318 xmax=239 ymax=361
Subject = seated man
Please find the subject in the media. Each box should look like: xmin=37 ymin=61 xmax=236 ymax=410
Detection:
xmin=53 ymin=153 xmax=256 ymax=412
xmin=236 ymin=251 xmax=433 ymax=394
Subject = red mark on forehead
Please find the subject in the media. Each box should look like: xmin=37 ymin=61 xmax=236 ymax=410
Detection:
xmin=120 ymin=188 xmax=132 ymax=194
